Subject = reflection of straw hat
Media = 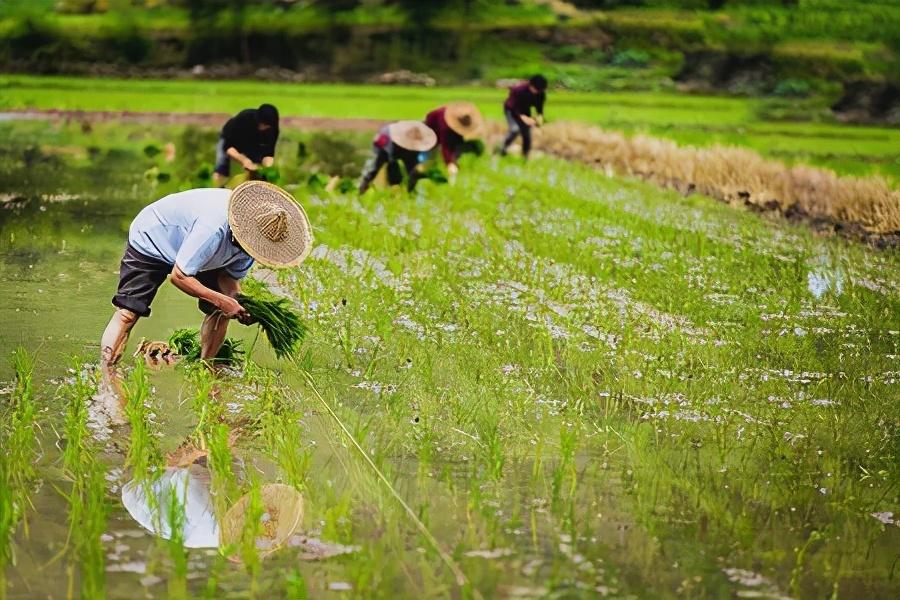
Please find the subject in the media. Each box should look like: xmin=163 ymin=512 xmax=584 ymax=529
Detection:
xmin=229 ymin=181 xmax=313 ymax=268
xmin=444 ymin=102 xmax=484 ymax=140
xmin=121 ymin=466 xmax=219 ymax=549
xmin=220 ymin=484 xmax=305 ymax=561
xmin=388 ymin=120 xmax=437 ymax=152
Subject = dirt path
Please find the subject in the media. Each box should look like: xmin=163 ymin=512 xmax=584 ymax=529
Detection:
xmin=0 ymin=109 xmax=388 ymax=131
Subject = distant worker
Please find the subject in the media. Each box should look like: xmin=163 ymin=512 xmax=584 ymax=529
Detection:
xmin=213 ymin=104 xmax=280 ymax=187
xmin=358 ymin=120 xmax=437 ymax=194
xmin=424 ymin=101 xmax=484 ymax=184
xmin=499 ymin=75 xmax=548 ymax=159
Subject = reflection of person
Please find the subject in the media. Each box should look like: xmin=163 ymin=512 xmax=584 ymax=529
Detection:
xmin=358 ymin=121 xmax=437 ymax=194
xmin=121 ymin=440 xmax=305 ymax=558
xmin=122 ymin=464 xmax=220 ymax=548
xmin=213 ymin=104 xmax=280 ymax=187
xmin=423 ymin=102 xmax=484 ymax=184
xmin=500 ymin=75 xmax=548 ymax=159
xmin=99 ymin=182 xmax=313 ymax=373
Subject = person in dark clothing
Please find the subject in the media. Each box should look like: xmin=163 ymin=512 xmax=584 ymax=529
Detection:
xmin=424 ymin=101 xmax=484 ymax=183
xmin=213 ymin=104 xmax=280 ymax=186
xmin=358 ymin=120 xmax=437 ymax=194
xmin=500 ymin=74 xmax=547 ymax=159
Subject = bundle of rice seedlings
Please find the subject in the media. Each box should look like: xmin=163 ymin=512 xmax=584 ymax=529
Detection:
xmin=237 ymin=292 xmax=307 ymax=359
xmin=168 ymin=328 xmax=202 ymax=360
xmin=168 ymin=328 xmax=244 ymax=364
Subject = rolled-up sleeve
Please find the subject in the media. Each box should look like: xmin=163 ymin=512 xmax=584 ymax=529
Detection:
xmin=174 ymin=226 xmax=222 ymax=276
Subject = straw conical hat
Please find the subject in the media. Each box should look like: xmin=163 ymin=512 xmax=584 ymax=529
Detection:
xmin=228 ymin=181 xmax=313 ymax=268
xmin=388 ymin=120 xmax=437 ymax=152
xmin=444 ymin=102 xmax=484 ymax=140
xmin=220 ymin=483 xmax=305 ymax=560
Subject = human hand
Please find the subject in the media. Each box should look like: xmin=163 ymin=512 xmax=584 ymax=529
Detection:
xmin=535 ymin=114 xmax=544 ymax=127
xmin=216 ymin=295 xmax=251 ymax=322
xmin=243 ymin=160 xmax=259 ymax=171
xmin=447 ymin=163 xmax=458 ymax=184
xmin=520 ymin=115 xmax=536 ymax=127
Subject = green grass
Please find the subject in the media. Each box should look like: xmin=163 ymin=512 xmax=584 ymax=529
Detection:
xmin=0 ymin=348 xmax=39 ymax=600
xmin=2 ymin=75 xmax=897 ymax=180
xmin=0 ymin=120 xmax=898 ymax=597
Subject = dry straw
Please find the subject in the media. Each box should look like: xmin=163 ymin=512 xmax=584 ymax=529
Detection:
xmin=488 ymin=121 xmax=900 ymax=236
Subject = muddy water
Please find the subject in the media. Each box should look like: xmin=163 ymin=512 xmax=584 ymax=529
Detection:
xmin=3 ymin=122 xmax=899 ymax=599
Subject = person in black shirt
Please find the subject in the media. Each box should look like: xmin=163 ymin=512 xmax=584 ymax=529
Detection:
xmin=213 ymin=104 xmax=280 ymax=186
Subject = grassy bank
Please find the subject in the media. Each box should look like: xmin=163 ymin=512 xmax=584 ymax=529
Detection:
xmin=0 ymin=118 xmax=898 ymax=597
xmin=2 ymin=75 xmax=899 ymax=181
xmin=2 ymin=0 xmax=896 ymax=97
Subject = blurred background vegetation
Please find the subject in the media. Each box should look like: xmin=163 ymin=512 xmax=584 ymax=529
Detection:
xmin=0 ymin=0 xmax=897 ymax=123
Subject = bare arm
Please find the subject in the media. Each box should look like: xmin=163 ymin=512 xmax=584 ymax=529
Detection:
xmin=226 ymin=147 xmax=258 ymax=170
xmin=170 ymin=265 xmax=250 ymax=322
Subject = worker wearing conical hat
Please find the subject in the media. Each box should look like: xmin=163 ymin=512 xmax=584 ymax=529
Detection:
xmin=424 ymin=101 xmax=484 ymax=184
xmin=358 ymin=120 xmax=437 ymax=194
xmin=99 ymin=181 xmax=313 ymax=369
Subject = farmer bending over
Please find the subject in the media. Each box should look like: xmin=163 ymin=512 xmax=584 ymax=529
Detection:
xmin=213 ymin=104 xmax=280 ymax=187
xmin=424 ymin=102 xmax=484 ymax=184
xmin=358 ymin=121 xmax=437 ymax=194
xmin=500 ymin=75 xmax=548 ymax=159
xmin=100 ymin=181 xmax=312 ymax=369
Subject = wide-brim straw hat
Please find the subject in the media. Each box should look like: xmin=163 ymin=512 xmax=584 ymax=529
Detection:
xmin=229 ymin=181 xmax=313 ymax=268
xmin=444 ymin=101 xmax=484 ymax=140
xmin=388 ymin=120 xmax=437 ymax=152
xmin=220 ymin=483 xmax=305 ymax=561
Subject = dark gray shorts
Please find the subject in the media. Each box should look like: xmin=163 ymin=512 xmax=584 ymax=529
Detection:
xmin=112 ymin=244 xmax=223 ymax=317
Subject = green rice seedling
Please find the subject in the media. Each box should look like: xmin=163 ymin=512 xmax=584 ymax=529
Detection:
xmin=237 ymin=474 xmax=264 ymax=585
xmin=61 ymin=363 xmax=107 ymax=599
xmin=0 ymin=348 xmax=39 ymax=600
xmin=122 ymin=360 xmax=163 ymax=482
xmin=164 ymin=483 xmax=188 ymax=600
xmin=168 ymin=327 xmax=245 ymax=364
xmin=284 ymin=570 xmax=308 ymax=599
xmin=206 ymin=423 xmax=239 ymax=520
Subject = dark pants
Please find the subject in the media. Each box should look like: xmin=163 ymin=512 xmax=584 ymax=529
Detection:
xmin=503 ymin=107 xmax=531 ymax=157
xmin=112 ymin=244 xmax=225 ymax=317
xmin=502 ymin=108 xmax=532 ymax=157
xmin=358 ymin=145 xmax=423 ymax=193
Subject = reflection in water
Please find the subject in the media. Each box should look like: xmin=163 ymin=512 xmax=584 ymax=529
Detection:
xmin=806 ymin=253 xmax=845 ymax=299
xmin=121 ymin=464 xmax=220 ymax=549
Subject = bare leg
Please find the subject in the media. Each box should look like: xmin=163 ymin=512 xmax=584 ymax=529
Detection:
xmin=97 ymin=308 xmax=138 ymax=425
xmin=200 ymin=311 xmax=229 ymax=361
xmin=101 ymin=308 xmax=139 ymax=366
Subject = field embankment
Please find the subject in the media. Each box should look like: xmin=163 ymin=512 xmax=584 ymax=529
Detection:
xmin=518 ymin=121 xmax=900 ymax=246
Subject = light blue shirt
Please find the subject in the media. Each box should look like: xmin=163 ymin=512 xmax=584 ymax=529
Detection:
xmin=128 ymin=188 xmax=254 ymax=278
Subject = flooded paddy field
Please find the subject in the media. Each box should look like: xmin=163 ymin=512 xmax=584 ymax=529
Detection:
xmin=1 ymin=120 xmax=898 ymax=598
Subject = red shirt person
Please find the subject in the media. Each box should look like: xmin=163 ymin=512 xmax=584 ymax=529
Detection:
xmin=500 ymin=75 xmax=548 ymax=159
xmin=424 ymin=102 xmax=484 ymax=181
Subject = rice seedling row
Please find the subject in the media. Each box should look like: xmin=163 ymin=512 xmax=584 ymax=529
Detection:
xmin=0 ymin=123 xmax=897 ymax=597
